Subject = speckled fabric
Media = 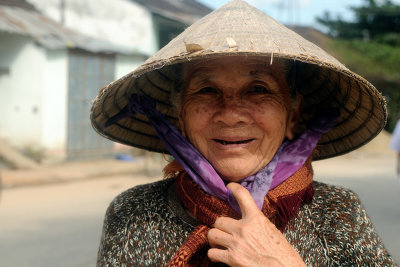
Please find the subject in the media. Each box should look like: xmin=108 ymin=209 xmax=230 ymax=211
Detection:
xmin=97 ymin=178 xmax=397 ymax=267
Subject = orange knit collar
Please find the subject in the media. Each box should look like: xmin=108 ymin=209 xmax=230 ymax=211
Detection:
xmin=166 ymin=158 xmax=314 ymax=266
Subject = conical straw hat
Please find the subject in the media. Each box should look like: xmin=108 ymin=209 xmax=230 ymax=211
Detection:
xmin=90 ymin=0 xmax=387 ymax=160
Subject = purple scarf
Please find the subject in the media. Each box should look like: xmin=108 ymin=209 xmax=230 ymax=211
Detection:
xmin=104 ymin=94 xmax=339 ymax=214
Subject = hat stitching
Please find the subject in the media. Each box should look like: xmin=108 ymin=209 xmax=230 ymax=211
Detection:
xmin=144 ymin=72 xmax=171 ymax=94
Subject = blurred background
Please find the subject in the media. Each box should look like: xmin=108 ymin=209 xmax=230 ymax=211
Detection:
xmin=0 ymin=0 xmax=399 ymax=266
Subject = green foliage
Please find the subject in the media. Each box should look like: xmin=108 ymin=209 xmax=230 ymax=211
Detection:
xmin=317 ymin=0 xmax=400 ymax=45
xmin=316 ymin=12 xmax=362 ymax=38
xmin=327 ymin=39 xmax=400 ymax=132
xmin=375 ymin=33 xmax=400 ymax=46
xmin=328 ymin=39 xmax=400 ymax=80
xmin=351 ymin=0 xmax=400 ymax=41
xmin=317 ymin=0 xmax=400 ymax=132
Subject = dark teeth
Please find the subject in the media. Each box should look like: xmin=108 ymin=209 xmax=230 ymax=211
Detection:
xmin=215 ymin=139 xmax=253 ymax=145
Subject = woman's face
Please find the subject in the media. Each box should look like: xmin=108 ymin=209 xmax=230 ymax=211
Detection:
xmin=180 ymin=57 xmax=301 ymax=182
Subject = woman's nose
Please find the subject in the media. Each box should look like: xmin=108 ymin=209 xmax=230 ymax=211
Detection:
xmin=213 ymin=96 xmax=250 ymax=126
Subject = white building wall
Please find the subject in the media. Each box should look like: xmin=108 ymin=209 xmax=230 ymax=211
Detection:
xmin=115 ymin=54 xmax=147 ymax=80
xmin=0 ymin=32 xmax=45 ymax=150
xmin=27 ymin=0 xmax=158 ymax=55
xmin=41 ymin=49 xmax=68 ymax=158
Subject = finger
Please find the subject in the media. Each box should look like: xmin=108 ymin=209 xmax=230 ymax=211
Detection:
xmin=213 ymin=216 xmax=240 ymax=233
xmin=208 ymin=228 xmax=233 ymax=248
xmin=227 ymin=182 xmax=259 ymax=218
xmin=207 ymin=247 xmax=230 ymax=264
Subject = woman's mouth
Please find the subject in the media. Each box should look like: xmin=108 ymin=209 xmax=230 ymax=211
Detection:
xmin=213 ymin=139 xmax=255 ymax=145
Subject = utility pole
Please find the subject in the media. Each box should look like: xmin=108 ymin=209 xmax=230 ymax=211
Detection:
xmin=274 ymin=0 xmax=300 ymax=26
xmin=60 ymin=0 xmax=65 ymax=25
xmin=285 ymin=0 xmax=301 ymax=26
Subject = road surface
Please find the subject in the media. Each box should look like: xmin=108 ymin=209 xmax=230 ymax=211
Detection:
xmin=0 ymin=154 xmax=399 ymax=266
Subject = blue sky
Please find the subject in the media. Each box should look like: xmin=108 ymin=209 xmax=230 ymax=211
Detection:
xmin=198 ymin=0 xmax=400 ymax=31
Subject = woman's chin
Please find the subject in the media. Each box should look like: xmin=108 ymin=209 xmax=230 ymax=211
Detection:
xmin=207 ymin=153 xmax=271 ymax=182
xmin=215 ymin=164 xmax=261 ymax=182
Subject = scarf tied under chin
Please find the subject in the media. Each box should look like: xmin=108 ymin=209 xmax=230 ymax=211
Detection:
xmin=103 ymin=93 xmax=339 ymax=266
xmin=166 ymin=158 xmax=313 ymax=267
xmin=104 ymin=94 xmax=338 ymax=214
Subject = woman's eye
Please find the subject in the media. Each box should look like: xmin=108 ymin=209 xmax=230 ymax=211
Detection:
xmin=197 ymin=87 xmax=217 ymax=94
xmin=248 ymin=86 xmax=269 ymax=94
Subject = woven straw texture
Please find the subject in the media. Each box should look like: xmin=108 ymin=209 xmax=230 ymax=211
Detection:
xmin=90 ymin=0 xmax=387 ymax=160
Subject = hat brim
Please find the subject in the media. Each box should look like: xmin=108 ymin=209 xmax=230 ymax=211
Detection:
xmin=91 ymin=52 xmax=386 ymax=160
xmin=90 ymin=0 xmax=387 ymax=160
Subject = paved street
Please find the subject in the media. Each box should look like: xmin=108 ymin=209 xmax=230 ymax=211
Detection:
xmin=0 ymin=153 xmax=399 ymax=266
xmin=314 ymin=154 xmax=400 ymax=264
xmin=0 ymin=174 xmax=161 ymax=267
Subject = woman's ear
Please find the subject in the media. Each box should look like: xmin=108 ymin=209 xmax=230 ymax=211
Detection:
xmin=285 ymin=94 xmax=303 ymax=140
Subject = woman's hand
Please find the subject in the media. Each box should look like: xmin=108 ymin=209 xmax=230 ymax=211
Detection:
xmin=207 ymin=183 xmax=306 ymax=267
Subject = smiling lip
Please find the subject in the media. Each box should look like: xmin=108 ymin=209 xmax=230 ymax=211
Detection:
xmin=213 ymin=138 xmax=255 ymax=145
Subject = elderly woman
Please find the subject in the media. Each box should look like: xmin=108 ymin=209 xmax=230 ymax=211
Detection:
xmin=91 ymin=1 xmax=396 ymax=266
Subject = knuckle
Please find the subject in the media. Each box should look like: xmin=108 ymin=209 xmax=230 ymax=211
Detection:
xmin=237 ymin=225 xmax=250 ymax=236
xmin=214 ymin=216 xmax=223 ymax=225
xmin=215 ymin=216 xmax=229 ymax=228
xmin=207 ymin=248 xmax=218 ymax=262
xmin=207 ymin=228 xmax=216 ymax=239
xmin=229 ymin=234 xmax=240 ymax=246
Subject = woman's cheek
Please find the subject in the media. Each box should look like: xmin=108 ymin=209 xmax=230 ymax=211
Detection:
xmin=250 ymin=100 xmax=289 ymax=135
xmin=254 ymin=94 xmax=288 ymax=108
xmin=183 ymin=97 xmax=217 ymax=120
xmin=181 ymin=98 xmax=216 ymax=137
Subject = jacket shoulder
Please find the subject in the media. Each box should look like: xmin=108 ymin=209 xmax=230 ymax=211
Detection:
xmin=105 ymin=178 xmax=174 ymax=228
xmin=289 ymin=181 xmax=396 ymax=266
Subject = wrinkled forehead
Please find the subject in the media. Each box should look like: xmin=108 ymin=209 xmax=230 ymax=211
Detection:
xmin=183 ymin=56 xmax=288 ymax=86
